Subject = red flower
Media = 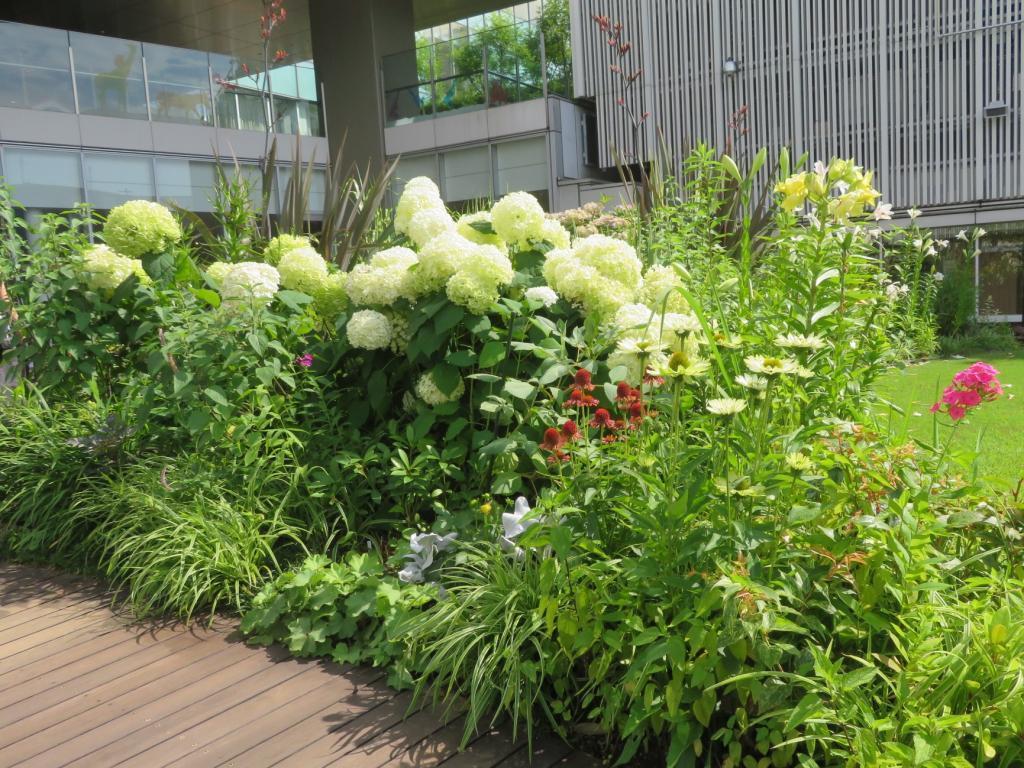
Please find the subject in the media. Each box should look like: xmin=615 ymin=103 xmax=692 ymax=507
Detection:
xmin=540 ymin=428 xmax=565 ymax=452
xmin=589 ymin=408 xmax=616 ymax=429
xmin=546 ymin=450 xmax=570 ymax=464
xmin=561 ymin=420 xmax=581 ymax=441
xmin=573 ymin=368 xmax=596 ymax=392
xmin=628 ymin=401 xmax=645 ymax=422
xmin=615 ymin=382 xmax=642 ymax=406
xmin=565 ymin=388 xmax=599 ymax=408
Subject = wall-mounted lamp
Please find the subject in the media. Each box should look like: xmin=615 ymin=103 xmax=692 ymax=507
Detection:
xmin=722 ymin=57 xmax=740 ymax=76
xmin=984 ymin=99 xmax=1008 ymax=118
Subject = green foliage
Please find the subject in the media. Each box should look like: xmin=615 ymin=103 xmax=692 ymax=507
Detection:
xmin=241 ymin=552 xmax=434 ymax=688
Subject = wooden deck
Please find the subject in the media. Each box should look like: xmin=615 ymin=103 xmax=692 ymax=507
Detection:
xmin=0 ymin=564 xmax=596 ymax=768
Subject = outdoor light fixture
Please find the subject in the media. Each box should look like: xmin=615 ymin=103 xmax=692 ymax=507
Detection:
xmin=722 ymin=57 xmax=740 ymax=75
xmin=984 ymin=99 xmax=1008 ymax=118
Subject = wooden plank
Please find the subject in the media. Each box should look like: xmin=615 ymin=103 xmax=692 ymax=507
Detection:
xmin=1 ymin=642 xmax=243 ymax=766
xmin=0 ymin=629 xmax=209 ymax=738
xmin=495 ymin=732 xmax=575 ymax=768
xmin=218 ymin=683 xmax=400 ymax=768
xmin=123 ymin=659 xmax=358 ymax=768
xmin=0 ymin=606 xmax=124 ymax=662
xmin=162 ymin=665 xmax=385 ymax=767
xmin=0 ymin=595 xmax=110 ymax=643
xmin=89 ymin=651 xmax=323 ymax=768
xmin=64 ymin=648 xmax=312 ymax=767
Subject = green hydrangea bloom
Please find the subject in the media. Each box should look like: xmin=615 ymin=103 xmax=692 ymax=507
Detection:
xmin=80 ymin=244 xmax=149 ymax=295
xmin=103 ymin=200 xmax=181 ymax=258
xmin=263 ymin=234 xmax=312 ymax=266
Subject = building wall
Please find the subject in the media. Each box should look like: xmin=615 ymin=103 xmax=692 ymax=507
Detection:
xmin=571 ymin=0 xmax=1023 ymax=211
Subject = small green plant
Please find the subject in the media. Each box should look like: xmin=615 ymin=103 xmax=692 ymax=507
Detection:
xmin=241 ymin=552 xmax=435 ymax=688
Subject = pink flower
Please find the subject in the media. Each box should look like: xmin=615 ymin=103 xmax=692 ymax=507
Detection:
xmin=295 ymin=353 xmax=314 ymax=368
xmin=931 ymin=362 xmax=1003 ymax=421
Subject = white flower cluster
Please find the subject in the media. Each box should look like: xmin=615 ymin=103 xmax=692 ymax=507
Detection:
xmin=220 ymin=262 xmax=280 ymax=307
xmin=80 ymin=244 xmax=149 ymax=295
xmin=398 ymin=531 xmax=458 ymax=584
xmin=638 ymin=264 xmax=690 ymax=313
xmin=346 ymin=246 xmax=419 ymax=307
xmin=524 ymin=285 xmax=560 ymax=308
xmin=277 ymin=246 xmax=329 ymax=295
xmin=408 ymin=207 xmax=455 ymax=249
xmin=346 ymin=309 xmax=393 ymax=350
xmin=543 ymin=234 xmax=644 ymax=316
xmin=456 ymin=211 xmax=506 ymax=250
xmin=263 ymin=234 xmax=312 ymax=266
xmin=415 ymin=371 xmax=466 ymax=406
xmin=206 ymin=261 xmax=233 ymax=283
xmin=394 ymin=177 xmax=446 ymax=236
xmin=103 ymin=200 xmax=182 ymax=258
xmin=491 ymin=191 xmax=546 ymax=247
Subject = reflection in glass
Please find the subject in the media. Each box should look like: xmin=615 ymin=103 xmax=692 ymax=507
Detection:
xmin=978 ymin=249 xmax=1024 ymax=319
xmin=0 ymin=23 xmax=74 ymax=113
xmin=2 ymin=147 xmax=83 ymax=208
xmin=383 ymin=47 xmax=434 ymax=125
xmin=71 ymin=32 xmax=147 ymax=119
xmin=156 ymin=157 xmax=217 ymax=212
xmin=83 ymin=153 xmax=154 ymax=208
xmin=144 ymin=43 xmax=212 ymax=125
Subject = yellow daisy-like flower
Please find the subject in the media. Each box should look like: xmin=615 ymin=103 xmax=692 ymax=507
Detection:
xmin=775 ymin=332 xmax=826 ymax=350
xmin=745 ymin=355 xmax=799 ymax=376
xmin=661 ymin=349 xmax=711 ymax=379
xmin=785 ymin=452 xmax=815 ymax=472
xmin=706 ymin=398 xmax=747 ymax=416
xmin=713 ymin=477 xmax=765 ymax=497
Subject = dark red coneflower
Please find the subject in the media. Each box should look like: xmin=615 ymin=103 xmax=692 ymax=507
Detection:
xmin=540 ymin=427 xmax=565 ymax=452
xmin=573 ymin=368 xmax=596 ymax=392
xmin=565 ymin=388 xmax=600 ymax=408
xmin=589 ymin=408 xmax=616 ymax=429
xmin=561 ymin=420 xmax=581 ymax=441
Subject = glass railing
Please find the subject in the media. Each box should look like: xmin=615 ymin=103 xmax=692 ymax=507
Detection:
xmin=0 ymin=21 xmax=323 ymax=137
xmin=382 ymin=19 xmax=571 ymax=126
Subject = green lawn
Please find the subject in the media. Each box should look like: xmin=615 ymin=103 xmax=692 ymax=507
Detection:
xmin=874 ymin=350 xmax=1023 ymax=488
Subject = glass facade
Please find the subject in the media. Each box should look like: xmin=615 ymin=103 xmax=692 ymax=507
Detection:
xmin=0 ymin=23 xmax=75 ymax=113
xmin=0 ymin=146 xmax=319 ymax=217
xmin=391 ymin=135 xmax=549 ymax=211
xmin=71 ymin=32 xmax=148 ymax=119
xmin=383 ymin=0 xmax=571 ymax=126
xmin=0 ymin=21 xmax=322 ymax=136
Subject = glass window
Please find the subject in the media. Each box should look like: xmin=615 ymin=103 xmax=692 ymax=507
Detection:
xmin=2 ymin=147 xmax=82 ymax=208
xmin=71 ymin=32 xmax=147 ymax=119
xmin=277 ymin=166 xmax=325 ymax=215
xmin=155 ymin=157 xmax=216 ymax=212
xmin=978 ymin=248 xmax=1024 ymax=320
xmin=495 ymin=136 xmax=548 ymax=198
xmin=443 ymin=146 xmax=491 ymax=205
xmin=295 ymin=62 xmax=318 ymax=102
xmin=143 ymin=43 xmax=213 ymax=126
xmin=391 ymin=154 xmax=439 ymax=201
xmin=0 ymin=23 xmax=74 ymax=113
xmin=209 ymin=53 xmax=247 ymax=130
xmin=83 ymin=153 xmax=154 ymax=208
xmin=383 ymin=47 xmax=433 ymax=125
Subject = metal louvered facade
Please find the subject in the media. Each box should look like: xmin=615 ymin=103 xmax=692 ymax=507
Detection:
xmin=570 ymin=0 xmax=1024 ymax=211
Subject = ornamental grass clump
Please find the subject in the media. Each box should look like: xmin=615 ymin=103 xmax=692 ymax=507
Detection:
xmin=102 ymin=200 xmax=182 ymax=257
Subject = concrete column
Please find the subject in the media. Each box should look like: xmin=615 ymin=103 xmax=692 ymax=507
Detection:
xmin=308 ymin=0 xmax=415 ymax=170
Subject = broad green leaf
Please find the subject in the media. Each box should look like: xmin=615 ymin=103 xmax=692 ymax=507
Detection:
xmin=503 ymin=378 xmax=535 ymax=399
xmin=478 ymin=341 xmax=507 ymax=368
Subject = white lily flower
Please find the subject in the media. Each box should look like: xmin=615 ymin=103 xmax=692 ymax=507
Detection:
xmin=907 ymin=207 xmax=921 ymax=220
xmin=956 ymin=229 xmax=969 ymax=241
xmin=872 ymin=202 xmax=893 ymax=221
xmin=500 ymin=497 xmax=542 ymax=557
xmin=976 ymin=227 xmax=987 ymax=238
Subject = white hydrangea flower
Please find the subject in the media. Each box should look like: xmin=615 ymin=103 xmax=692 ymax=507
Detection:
xmin=346 ymin=246 xmax=419 ymax=307
xmin=314 ymin=272 xmax=348 ymax=321
xmin=263 ymin=234 xmax=312 ymax=266
xmin=456 ymin=211 xmax=507 ymax=250
xmin=407 ymin=207 xmax=455 ymax=248
xmin=538 ymin=218 xmax=571 ymax=249
xmin=415 ymin=371 xmax=465 ymax=406
xmin=524 ymin=286 xmax=559 ymax=307
xmin=639 ymin=264 xmax=690 ymax=313
xmin=206 ymin=261 xmax=233 ymax=283
xmin=80 ymin=244 xmax=149 ymax=294
xmin=346 ymin=309 xmax=393 ymax=350
xmin=491 ymin=191 xmax=546 ymax=247
xmin=277 ymin=246 xmax=329 ymax=295
xmin=221 ymin=262 xmax=280 ymax=307
xmin=103 ymin=200 xmax=181 ymax=257
xmin=542 ymin=234 xmax=643 ymax=317
xmin=410 ymin=232 xmax=476 ymax=295
xmin=394 ymin=177 xmax=445 ymax=234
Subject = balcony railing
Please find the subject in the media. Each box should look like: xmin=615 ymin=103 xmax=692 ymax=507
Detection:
xmin=0 ymin=21 xmax=323 ymax=137
xmin=382 ymin=19 xmax=572 ymax=127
